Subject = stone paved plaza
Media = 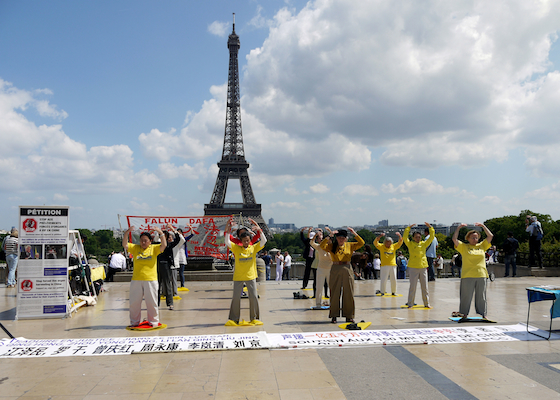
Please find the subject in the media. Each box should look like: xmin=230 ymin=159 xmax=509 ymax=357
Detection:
xmin=2 ymin=276 xmax=560 ymax=399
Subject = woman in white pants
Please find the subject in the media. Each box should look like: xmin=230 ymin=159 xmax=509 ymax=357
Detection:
xmin=374 ymin=232 xmax=403 ymax=296
xmin=275 ymin=251 xmax=284 ymax=281
xmin=309 ymin=229 xmax=332 ymax=308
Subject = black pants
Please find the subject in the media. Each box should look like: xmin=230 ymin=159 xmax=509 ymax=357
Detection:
xmin=158 ymin=261 xmax=174 ymax=307
xmin=427 ymin=258 xmax=435 ymax=280
xmin=528 ymin=237 xmax=543 ymax=268
xmin=302 ymin=258 xmax=314 ymax=288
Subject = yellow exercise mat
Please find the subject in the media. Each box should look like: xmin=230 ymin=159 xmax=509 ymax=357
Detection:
xmin=302 ymin=288 xmax=313 ymax=291
xmin=376 ymin=293 xmax=403 ymax=297
xmin=225 ymin=319 xmax=264 ymax=327
xmin=400 ymin=305 xmax=432 ymax=309
xmin=338 ymin=321 xmax=371 ymax=330
xmin=126 ymin=322 xmax=167 ymax=331
xmin=161 ymin=295 xmax=182 ymax=300
xmin=177 ymin=287 xmax=189 ymax=292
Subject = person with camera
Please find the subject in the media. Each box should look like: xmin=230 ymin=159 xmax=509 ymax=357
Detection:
xmin=526 ymin=215 xmax=544 ymax=268
xmin=123 ymin=225 xmax=167 ymax=328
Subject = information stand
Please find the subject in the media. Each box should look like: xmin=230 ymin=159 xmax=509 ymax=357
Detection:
xmin=16 ymin=206 xmax=70 ymax=319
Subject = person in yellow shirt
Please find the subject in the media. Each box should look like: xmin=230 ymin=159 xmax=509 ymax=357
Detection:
xmin=321 ymin=226 xmax=365 ymax=324
xmin=403 ymin=223 xmax=434 ymax=309
xmin=452 ymin=222 xmax=493 ymax=320
xmin=224 ymin=218 xmax=267 ymax=325
xmin=123 ymin=225 xmax=167 ymax=328
xmin=374 ymin=232 xmax=403 ymax=296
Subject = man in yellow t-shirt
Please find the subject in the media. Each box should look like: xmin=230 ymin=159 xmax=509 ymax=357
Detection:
xmin=374 ymin=232 xmax=403 ymax=296
xmin=123 ymin=225 xmax=167 ymax=328
xmin=224 ymin=218 xmax=267 ymax=325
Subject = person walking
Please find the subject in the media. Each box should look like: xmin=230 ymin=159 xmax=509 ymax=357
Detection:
xmin=396 ymin=251 xmax=408 ymax=279
xmin=502 ymin=231 xmax=519 ymax=277
xmin=403 ymin=223 xmax=435 ymax=308
xmin=374 ymin=232 xmax=403 ymax=296
xmin=321 ymin=226 xmax=365 ymax=324
xmin=452 ymin=222 xmax=494 ymax=320
xmin=2 ymin=228 xmax=19 ymax=288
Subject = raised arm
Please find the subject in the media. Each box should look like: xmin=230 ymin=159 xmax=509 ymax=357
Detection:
xmin=374 ymin=232 xmax=385 ymax=246
xmin=475 ymin=222 xmax=493 ymax=244
xmin=154 ymin=227 xmax=167 ymax=252
xmin=452 ymin=223 xmax=466 ymax=248
xmin=122 ymin=226 xmax=134 ymax=250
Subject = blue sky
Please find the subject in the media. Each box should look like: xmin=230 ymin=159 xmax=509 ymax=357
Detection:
xmin=1 ymin=0 xmax=560 ymax=230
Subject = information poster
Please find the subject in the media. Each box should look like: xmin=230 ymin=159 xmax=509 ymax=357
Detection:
xmin=17 ymin=206 xmax=70 ymax=319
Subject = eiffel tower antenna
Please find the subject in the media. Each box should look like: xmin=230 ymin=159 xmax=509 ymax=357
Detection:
xmin=204 ymin=14 xmax=271 ymax=237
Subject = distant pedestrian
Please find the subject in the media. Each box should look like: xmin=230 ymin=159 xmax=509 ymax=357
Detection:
xmin=261 ymin=251 xmax=272 ymax=280
xmin=526 ymin=215 xmax=544 ymax=268
xmin=373 ymin=254 xmax=381 ymax=279
xmin=396 ymin=251 xmax=407 ymax=279
xmin=451 ymin=253 xmax=462 ymax=277
xmin=300 ymin=227 xmax=315 ymax=289
xmin=275 ymin=251 xmax=284 ymax=281
xmin=106 ymin=251 xmax=126 ymax=282
xmin=435 ymin=254 xmax=444 ymax=278
xmin=282 ymin=251 xmax=292 ymax=280
xmin=452 ymin=222 xmax=494 ymax=320
xmin=2 ymin=228 xmax=19 ymax=288
xmin=424 ymin=227 xmax=438 ymax=281
xmin=502 ymin=231 xmax=519 ymax=277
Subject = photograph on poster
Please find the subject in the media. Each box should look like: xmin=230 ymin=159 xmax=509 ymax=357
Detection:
xmin=20 ymin=245 xmax=42 ymax=260
xmin=45 ymin=245 xmax=67 ymax=259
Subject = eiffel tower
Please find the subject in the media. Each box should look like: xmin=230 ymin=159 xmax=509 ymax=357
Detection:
xmin=204 ymin=14 xmax=271 ymax=237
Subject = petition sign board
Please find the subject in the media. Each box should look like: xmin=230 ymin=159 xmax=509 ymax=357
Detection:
xmin=17 ymin=206 xmax=70 ymax=319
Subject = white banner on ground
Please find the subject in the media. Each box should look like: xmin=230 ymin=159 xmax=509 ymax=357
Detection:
xmin=17 ymin=206 xmax=70 ymax=319
xmin=266 ymin=324 xmax=542 ymax=348
xmin=0 ymin=332 xmax=269 ymax=358
xmin=0 ymin=324 xmax=552 ymax=358
xmin=125 ymin=215 xmax=231 ymax=260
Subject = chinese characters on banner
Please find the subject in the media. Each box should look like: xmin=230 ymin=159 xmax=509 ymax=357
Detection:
xmin=0 ymin=332 xmax=269 ymax=358
xmin=0 ymin=325 xmax=537 ymax=358
xmin=17 ymin=206 xmax=70 ymax=319
xmin=125 ymin=215 xmax=232 ymax=259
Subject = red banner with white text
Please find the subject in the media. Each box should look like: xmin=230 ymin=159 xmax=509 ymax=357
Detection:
xmin=125 ymin=215 xmax=231 ymax=260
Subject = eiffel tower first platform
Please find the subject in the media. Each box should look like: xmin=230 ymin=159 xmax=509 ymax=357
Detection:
xmin=204 ymin=14 xmax=271 ymax=238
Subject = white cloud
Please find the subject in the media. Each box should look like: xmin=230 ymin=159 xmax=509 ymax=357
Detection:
xmin=387 ymin=197 xmax=414 ymax=204
xmin=53 ymin=193 xmax=68 ymax=201
xmin=0 ymin=80 xmax=161 ymax=194
xmin=268 ymin=201 xmax=305 ymax=209
xmin=382 ymin=179 xmax=459 ymax=195
xmin=208 ymin=21 xmax=229 ymax=37
xmin=240 ymin=0 xmax=560 ymax=172
xmin=310 ymin=183 xmax=329 ymax=194
xmin=480 ymin=195 xmax=501 ymax=205
xmin=341 ymin=184 xmax=378 ymax=197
